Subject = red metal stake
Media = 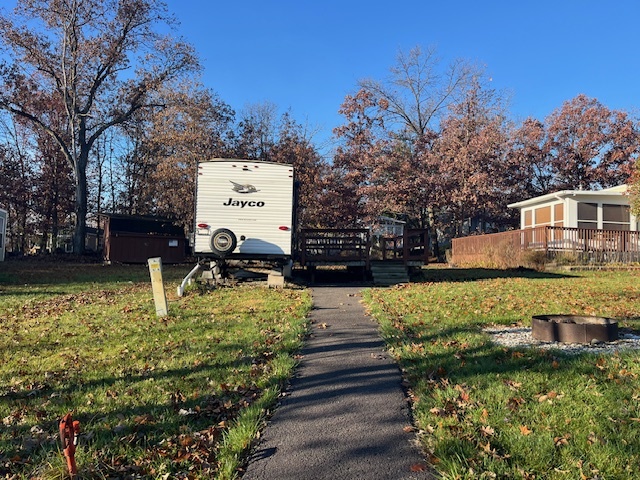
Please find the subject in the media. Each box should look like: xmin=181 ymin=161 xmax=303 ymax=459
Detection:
xmin=59 ymin=413 xmax=80 ymax=477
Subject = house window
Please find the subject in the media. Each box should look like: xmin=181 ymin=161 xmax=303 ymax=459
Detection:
xmin=534 ymin=206 xmax=551 ymax=226
xmin=577 ymin=202 xmax=598 ymax=229
xmin=524 ymin=210 xmax=532 ymax=228
xmin=602 ymin=204 xmax=630 ymax=231
xmin=553 ymin=204 xmax=564 ymax=227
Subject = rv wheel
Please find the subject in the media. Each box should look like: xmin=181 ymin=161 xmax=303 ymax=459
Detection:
xmin=210 ymin=229 xmax=237 ymax=257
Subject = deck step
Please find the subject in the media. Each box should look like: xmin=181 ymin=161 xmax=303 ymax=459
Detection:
xmin=370 ymin=262 xmax=410 ymax=286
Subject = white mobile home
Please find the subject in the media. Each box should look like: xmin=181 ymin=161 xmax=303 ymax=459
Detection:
xmin=508 ymin=185 xmax=638 ymax=231
xmin=193 ymin=159 xmax=294 ymax=260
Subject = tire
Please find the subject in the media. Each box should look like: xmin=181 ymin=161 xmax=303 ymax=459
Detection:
xmin=210 ymin=228 xmax=237 ymax=257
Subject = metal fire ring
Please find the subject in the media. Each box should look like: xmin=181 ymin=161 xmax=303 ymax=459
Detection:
xmin=531 ymin=315 xmax=618 ymax=344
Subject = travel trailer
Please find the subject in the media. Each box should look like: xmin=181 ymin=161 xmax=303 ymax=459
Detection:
xmin=178 ymin=159 xmax=295 ymax=295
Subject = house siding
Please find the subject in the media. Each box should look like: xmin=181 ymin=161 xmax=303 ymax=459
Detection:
xmin=512 ymin=186 xmax=638 ymax=232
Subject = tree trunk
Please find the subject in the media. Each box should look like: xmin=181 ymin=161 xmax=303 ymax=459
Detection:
xmin=72 ymin=152 xmax=88 ymax=255
xmin=428 ymin=206 xmax=440 ymax=260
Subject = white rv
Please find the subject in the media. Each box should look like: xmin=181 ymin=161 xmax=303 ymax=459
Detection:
xmin=178 ymin=159 xmax=295 ymax=294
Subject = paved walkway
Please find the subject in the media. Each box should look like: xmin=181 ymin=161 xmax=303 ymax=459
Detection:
xmin=242 ymin=286 xmax=434 ymax=480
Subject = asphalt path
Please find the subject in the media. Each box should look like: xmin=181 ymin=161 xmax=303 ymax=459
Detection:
xmin=242 ymin=286 xmax=435 ymax=480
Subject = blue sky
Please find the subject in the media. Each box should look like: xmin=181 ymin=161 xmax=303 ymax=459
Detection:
xmin=167 ymin=1 xmax=637 ymax=152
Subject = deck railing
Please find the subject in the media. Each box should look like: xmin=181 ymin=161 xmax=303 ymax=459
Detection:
xmin=380 ymin=229 xmax=429 ymax=264
xmin=299 ymin=228 xmax=430 ymax=267
xmin=299 ymin=229 xmax=371 ymax=267
xmin=451 ymin=226 xmax=640 ymax=265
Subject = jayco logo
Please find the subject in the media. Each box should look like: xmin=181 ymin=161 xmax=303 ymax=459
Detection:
xmin=230 ymin=180 xmax=259 ymax=194
xmin=223 ymin=198 xmax=265 ymax=208
xmin=225 ymin=180 xmax=264 ymax=207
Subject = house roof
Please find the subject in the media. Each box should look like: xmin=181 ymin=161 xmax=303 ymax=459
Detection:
xmin=101 ymin=213 xmax=183 ymax=236
xmin=377 ymin=215 xmax=406 ymax=225
xmin=508 ymin=185 xmax=629 ymax=209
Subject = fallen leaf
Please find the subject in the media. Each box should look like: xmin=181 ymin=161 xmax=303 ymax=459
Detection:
xmin=410 ymin=463 xmax=427 ymax=472
xmin=480 ymin=425 xmax=495 ymax=437
xmin=134 ymin=414 xmax=154 ymax=425
xmin=519 ymin=425 xmax=532 ymax=436
xmin=507 ymin=396 xmax=525 ymax=411
xmin=554 ymin=434 xmax=570 ymax=446
xmin=481 ymin=441 xmax=493 ymax=453
xmin=504 ymin=380 xmax=522 ymax=390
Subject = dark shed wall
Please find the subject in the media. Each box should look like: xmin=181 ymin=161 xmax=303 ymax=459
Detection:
xmin=106 ymin=233 xmax=186 ymax=263
xmin=103 ymin=215 xmax=187 ymax=264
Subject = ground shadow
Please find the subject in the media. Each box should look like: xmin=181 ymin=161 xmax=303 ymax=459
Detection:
xmin=412 ymin=266 xmax=573 ymax=283
xmin=291 ymin=266 xmax=372 ymax=287
xmin=291 ymin=265 xmax=572 ymax=287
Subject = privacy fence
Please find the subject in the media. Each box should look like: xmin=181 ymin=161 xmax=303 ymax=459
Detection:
xmin=451 ymin=226 xmax=640 ymax=266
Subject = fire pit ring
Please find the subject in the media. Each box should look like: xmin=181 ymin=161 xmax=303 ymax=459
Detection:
xmin=531 ymin=315 xmax=618 ymax=344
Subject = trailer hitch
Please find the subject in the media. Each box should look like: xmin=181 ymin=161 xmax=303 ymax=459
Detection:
xmin=59 ymin=413 xmax=80 ymax=477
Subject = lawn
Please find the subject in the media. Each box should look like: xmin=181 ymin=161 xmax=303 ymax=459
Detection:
xmin=364 ymin=268 xmax=640 ymax=480
xmin=0 ymin=260 xmax=312 ymax=479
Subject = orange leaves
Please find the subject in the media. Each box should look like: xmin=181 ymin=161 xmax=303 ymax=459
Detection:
xmin=429 ymin=406 xmax=447 ymax=417
xmin=587 ymin=431 xmax=602 ymax=445
xmin=133 ymin=414 xmax=155 ymax=426
xmin=479 ymin=425 xmax=495 ymax=437
xmin=410 ymin=463 xmax=428 ymax=472
xmin=155 ymin=426 xmax=222 ymax=469
xmin=429 ymin=384 xmax=473 ymax=420
xmin=507 ymin=396 xmax=525 ymax=412
xmin=536 ymin=390 xmax=564 ymax=404
xmin=519 ymin=425 xmax=533 ymax=436
xmin=554 ymin=433 xmax=571 ymax=447
xmin=503 ymin=379 xmax=522 ymax=391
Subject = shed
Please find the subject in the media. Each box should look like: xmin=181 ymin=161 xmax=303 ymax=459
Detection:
xmin=508 ymin=185 xmax=638 ymax=232
xmin=0 ymin=208 xmax=6 ymax=261
xmin=373 ymin=216 xmax=406 ymax=237
xmin=102 ymin=214 xmax=187 ymax=264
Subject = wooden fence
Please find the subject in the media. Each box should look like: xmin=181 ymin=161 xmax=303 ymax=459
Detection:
xmin=451 ymin=226 xmax=640 ymax=266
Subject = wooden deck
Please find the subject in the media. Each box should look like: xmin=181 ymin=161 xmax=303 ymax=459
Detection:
xmin=451 ymin=226 xmax=640 ymax=265
xmin=298 ymin=228 xmax=429 ymax=269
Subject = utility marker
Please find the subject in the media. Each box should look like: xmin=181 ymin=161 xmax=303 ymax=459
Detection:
xmin=148 ymin=257 xmax=168 ymax=317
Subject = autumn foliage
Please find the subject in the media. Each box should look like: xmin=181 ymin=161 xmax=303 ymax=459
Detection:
xmin=0 ymin=5 xmax=638 ymax=258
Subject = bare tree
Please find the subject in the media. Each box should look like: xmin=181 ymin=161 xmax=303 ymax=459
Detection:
xmin=0 ymin=0 xmax=199 ymax=253
xmin=235 ymin=101 xmax=279 ymax=161
xmin=359 ymin=45 xmax=478 ymax=137
xmin=355 ymin=46 xmax=480 ymax=257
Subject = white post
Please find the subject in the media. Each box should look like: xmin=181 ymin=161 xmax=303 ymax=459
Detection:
xmin=148 ymin=257 xmax=168 ymax=317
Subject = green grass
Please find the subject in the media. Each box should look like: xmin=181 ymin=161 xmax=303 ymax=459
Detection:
xmin=364 ymin=268 xmax=640 ymax=480
xmin=0 ymin=260 xmax=312 ymax=479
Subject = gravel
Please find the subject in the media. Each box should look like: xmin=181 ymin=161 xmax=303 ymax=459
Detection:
xmin=484 ymin=326 xmax=640 ymax=355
